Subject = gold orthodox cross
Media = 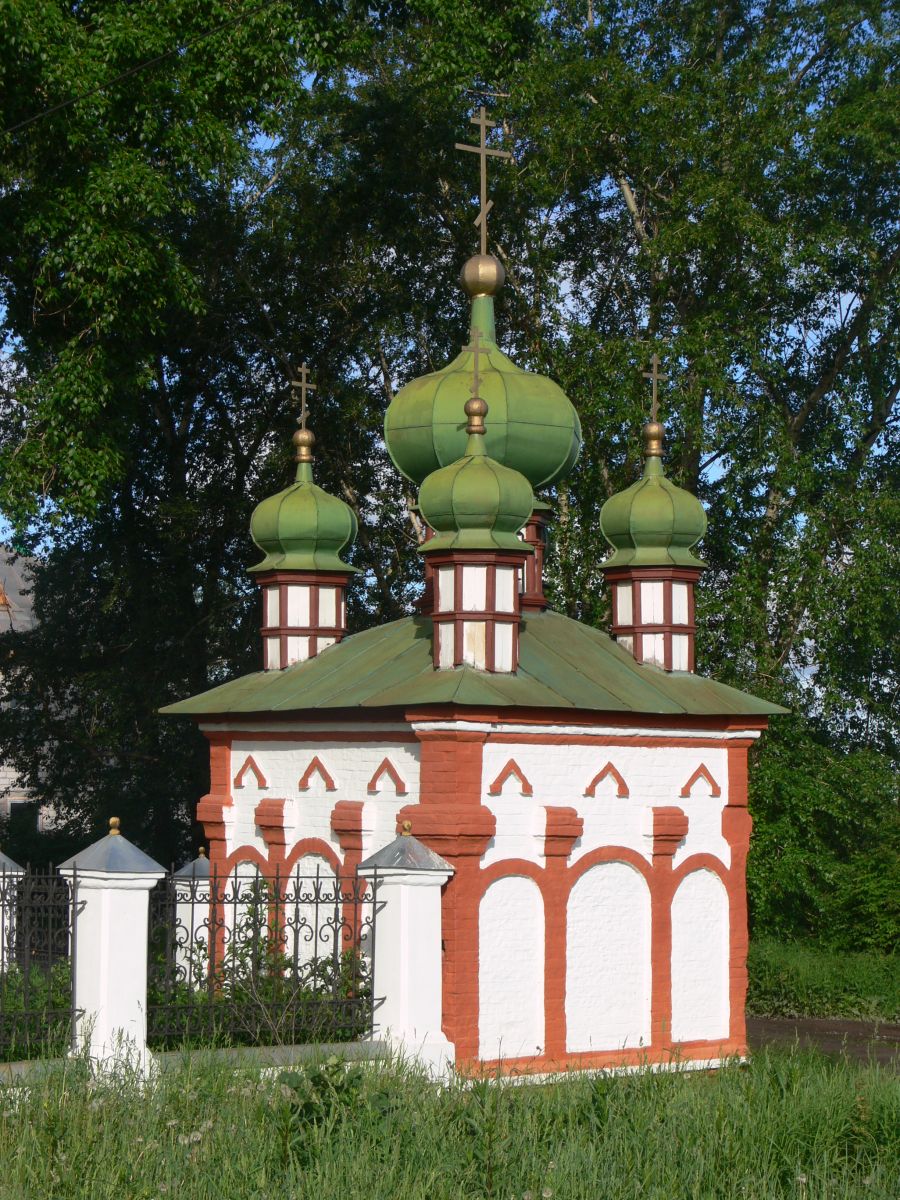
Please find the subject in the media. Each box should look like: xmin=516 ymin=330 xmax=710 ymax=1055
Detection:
xmin=291 ymin=361 xmax=316 ymax=429
xmin=455 ymin=106 xmax=513 ymax=256
xmin=642 ymin=353 xmax=668 ymax=421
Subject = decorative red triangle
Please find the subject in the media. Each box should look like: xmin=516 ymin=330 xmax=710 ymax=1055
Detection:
xmin=488 ymin=759 xmax=533 ymax=797
xmin=233 ymin=755 xmax=267 ymax=790
xmin=679 ymin=763 xmax=721 ymax=798
xmin=583 ymin=762 xmax=629 ymax=798
xmin=366 ymin=757 xmax=408 ymax=796
xmin=298 ymin=755 xmax=337 ymax=792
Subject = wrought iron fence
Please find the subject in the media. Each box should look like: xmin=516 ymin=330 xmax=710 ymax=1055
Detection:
xmin=0 ymin=866 xmax=78 ymax=1062
xmin=147 ymin=867 xmax=380 ymax=1051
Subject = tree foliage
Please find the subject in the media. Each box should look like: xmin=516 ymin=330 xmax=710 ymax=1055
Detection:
xmin=0 ymin=2 xmax=896 ymax=942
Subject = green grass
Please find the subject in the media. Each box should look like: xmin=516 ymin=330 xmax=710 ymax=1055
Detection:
xmin=748 ymin=938 xmax=899 ymax=1022
xmin=0 ymin=1048 xmax=896 ymax=1199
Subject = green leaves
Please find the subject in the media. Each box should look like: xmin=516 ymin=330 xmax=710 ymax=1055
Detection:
xmin=0 ymin=2 xmax=895 ymax=943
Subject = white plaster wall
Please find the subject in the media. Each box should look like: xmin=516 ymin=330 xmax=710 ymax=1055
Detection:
xmin=478 ymin=876 xmax=545 ymax=1060
xmin=671 ymin=870 xmax=730 ymax=1043
xmin=481 ymin=739 xmax=731 ymax=869
xmin=566 ymin=862 xmax=651 ymax=1052
xmin=227 ymin=737 xmax=421 ymax=861
xmin=481 ymin=774 xmax=545 ymax=868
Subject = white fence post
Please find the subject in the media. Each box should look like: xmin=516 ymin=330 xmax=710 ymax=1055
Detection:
xmin=60 ymin=817 xmax=165 ymax=1074
xmin=0 ymin=851 xmax=24 ymax=973
xmin=358 ymin=826 xmax=455 ymax=1077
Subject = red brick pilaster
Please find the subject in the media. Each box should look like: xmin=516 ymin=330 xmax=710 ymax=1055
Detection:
xmin=197 ymin=732 xmax=232 ymax=875
xmin=398 ymin=728 xmax=494 ymax=1062
xmin=724 ymin=740 xmax=755 ymax=1053
xmin=331 ymin=799 xmax=364 ymax=869
xmin=649 ymin=806 xmax=689 ymax=1052
xmin=542 ymin=807 xmax=583 ymax=1061
xmin=254 ymin=798 xmax=287 ymax=868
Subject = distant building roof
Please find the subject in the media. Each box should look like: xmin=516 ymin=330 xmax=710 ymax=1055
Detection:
xmin=0 ymin=551 xmax=35 ymax=633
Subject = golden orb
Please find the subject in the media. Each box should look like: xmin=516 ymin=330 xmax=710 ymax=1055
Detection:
xmin=292 ymin=426 xmax=317 ymax=462
xmin=642 ymin=421 xmax=665 ymax=458
xmin=459 ymin=254 xmax=506 ymax=298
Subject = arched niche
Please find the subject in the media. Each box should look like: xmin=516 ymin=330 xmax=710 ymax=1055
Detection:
xmin=478 ymin=876 xmax=545 ymax=1061
xmin=671 ymin=869 xmax=729 ymax=1043
xmin=284 ymin=854 xmax=339 ymax=971
xmin=566 ymin=861 xmax=651 ymax=1052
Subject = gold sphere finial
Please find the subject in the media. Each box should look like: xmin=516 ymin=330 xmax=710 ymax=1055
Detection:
xmin=459 ymin=253 xmax=505 ymax=298
xmin=292 ymin=426 xmax=316 ymax=463
xmin=643 ymin=421 xmax=664 ymax=458
xmin=401 ymin=820 xmax=413 ymax=837
xmin=109 ymin=816 xmax=121 ymax=837
xmin=198 ymin=846 xmax=207 ymax=858
xmin=465 ymin=395 xmax=488 ymax=435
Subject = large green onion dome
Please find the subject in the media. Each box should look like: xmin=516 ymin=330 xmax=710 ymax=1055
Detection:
xmin=418 ymin=397 xmax=535 ymax=555
xmin=249 ymin=430 xmax=361 ymax=574
xmin=600 ymin=422 xmax=707 ymax=569
xmin=384 ymin=254 xmax=582 ymax=489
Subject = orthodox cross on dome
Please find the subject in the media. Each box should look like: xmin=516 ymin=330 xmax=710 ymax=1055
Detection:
xmin=455 ymin=105 xmax=513 ymax=256
xmin=291 ymin=361 xmax=316 ymax=430
xmin=642 ymin=353 xmax=668 ymax=422
xmin=291 ymin=361 xmax=317 ymax=463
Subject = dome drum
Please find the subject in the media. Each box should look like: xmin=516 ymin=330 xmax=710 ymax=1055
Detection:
xmin=604 ymin=565 xmax=702 ymax=673
xmin=427 ymin=548 xmax=529 ymax=673
xmin=257 ymin=569 xmax=353 ymax=671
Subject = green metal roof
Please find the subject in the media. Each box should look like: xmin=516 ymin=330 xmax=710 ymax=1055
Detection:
xmin=600 ymin=426 xmax=708 ymax=570
xmin=383 ymin=291 xmax=582 ymax=489
xmin=418 ymin=431 xmax=535 ymax=554
xmin=248 ymin=461 xmax=360 ymax=574
xmin=161 ymin=610 xmax=786 ymax=719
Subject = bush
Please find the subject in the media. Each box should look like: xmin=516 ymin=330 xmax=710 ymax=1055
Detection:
xmin=747 ymin=938 xmax=899 ymax=1021
xmin=0 ymin=959 xmax=72 ymax=1061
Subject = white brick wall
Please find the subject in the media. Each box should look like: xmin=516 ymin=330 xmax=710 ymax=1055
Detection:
xmin=226 ymin=736 xmax=421 ymax=862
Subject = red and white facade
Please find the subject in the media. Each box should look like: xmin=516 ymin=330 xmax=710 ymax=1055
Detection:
xmin=196 ymin=707 xmax=761 ymax=1074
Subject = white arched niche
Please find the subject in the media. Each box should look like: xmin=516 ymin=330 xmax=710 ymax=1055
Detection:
xmin=565 ymin=861 xmax=651 ymax=1053
xmin=285 ymin=855 xmax=339 ymax=973
xmin=671 ymin=869 xmax=730 ymax=1043
xmin=478 ymin=876 xmax=545 ymax=1061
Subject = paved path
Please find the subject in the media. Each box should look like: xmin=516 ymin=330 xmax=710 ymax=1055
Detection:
xmin=747 ymin=1016 xmax=899 ymax=1067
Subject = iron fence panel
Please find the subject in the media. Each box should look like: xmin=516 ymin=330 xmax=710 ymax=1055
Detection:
xmin=147 ymin=867 xmax=380 ymax=1051
xmin=0 ymin=866 xmax=78 ymax=1061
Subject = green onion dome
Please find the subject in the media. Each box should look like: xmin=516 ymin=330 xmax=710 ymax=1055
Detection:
xmin=384 ymin=255 xmax=582 ymax=489
xmin=600 ymin=422 xmax=707 ymax=569
xmin=248 ymin=431 xmax=360 ymax=574
xmin=418 ymin=398 xmax=535 ymax=555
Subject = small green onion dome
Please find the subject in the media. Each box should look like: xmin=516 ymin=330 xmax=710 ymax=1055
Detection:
xmin=418 ymin=398 xmax=535 ymax=555
xmin=600 ymin=422 xmax=707 ymax=569
xmin=384 ymin=255 xmax=582 ymax=489
xmin=248 ymin=432 xmax=360 ymax=574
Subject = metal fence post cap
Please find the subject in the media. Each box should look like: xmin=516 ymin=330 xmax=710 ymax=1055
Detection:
xmin=358 ymin=832 xmax=454 ymax=875
xmin=58 ymin=823 xmax=165 ymax=876
xmin=0 ymin=849 xmax=24 ymax=874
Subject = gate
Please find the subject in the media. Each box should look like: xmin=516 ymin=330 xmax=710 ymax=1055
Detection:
xmin=147 ymin=866 xmax=379 ymax=1051
xmin=0 ymin=866 xmax=79 ymax=1062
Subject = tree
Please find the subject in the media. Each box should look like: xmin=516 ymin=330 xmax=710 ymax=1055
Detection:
xmin=0 ymin=2 xmax=896 ymax=939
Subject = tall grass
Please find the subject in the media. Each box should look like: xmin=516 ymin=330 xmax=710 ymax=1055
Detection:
xmin=748 ymin=938 xmax=899 ymax=1021
xmin=0 ymin=1047 xmax=896 ymax=1199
